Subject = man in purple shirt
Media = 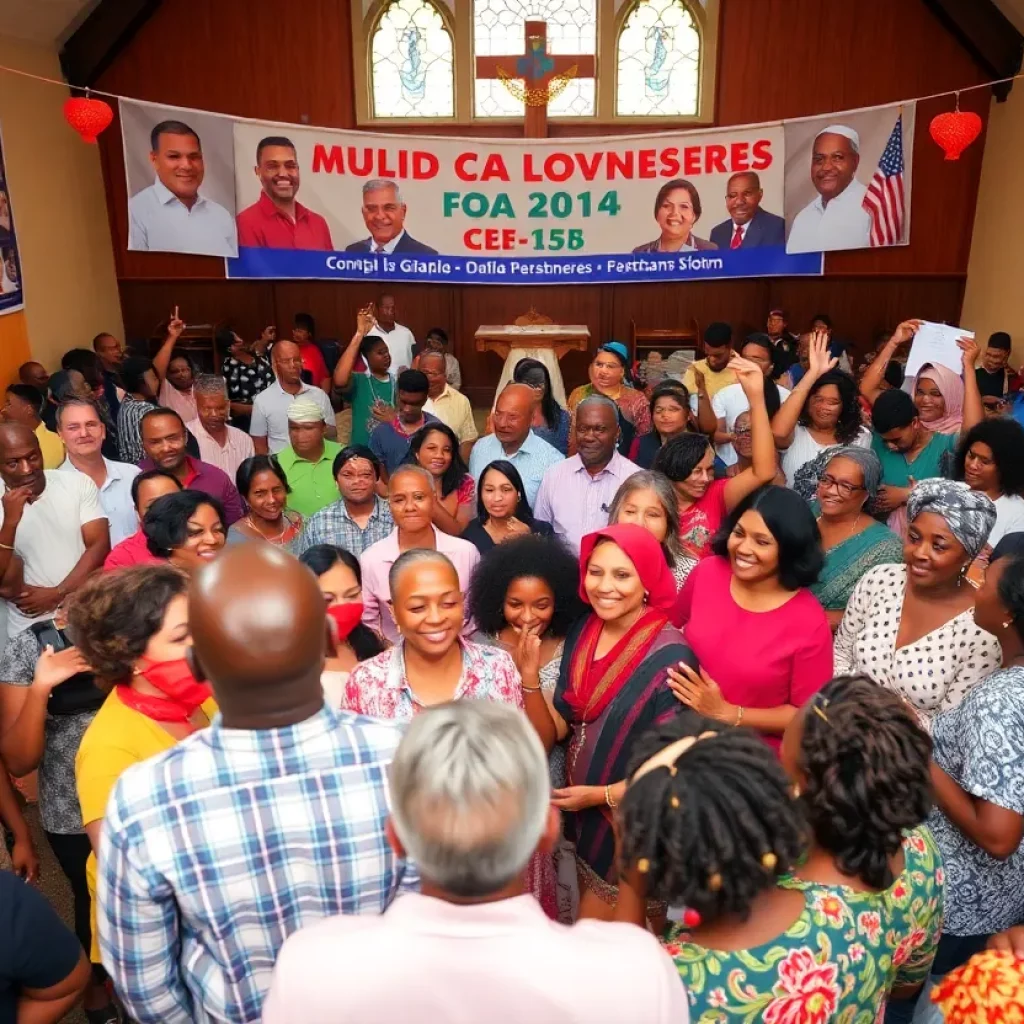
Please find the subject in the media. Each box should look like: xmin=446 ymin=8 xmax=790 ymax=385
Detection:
xmin=533 ymin=395 xmax=640 ymax=554
xmin=138 ymin=408 xmax=245 ymax=524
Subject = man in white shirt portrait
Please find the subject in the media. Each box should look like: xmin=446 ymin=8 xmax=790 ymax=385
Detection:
xmin=128 ymin=119 xmax=238 ymax=257
xmin=786 ymin=124 xmax=871 ymax=255
xmin=343 ymin=179 xmax=438 ymax=256
xmin=372 ymin=293 xmax=416 ymax=373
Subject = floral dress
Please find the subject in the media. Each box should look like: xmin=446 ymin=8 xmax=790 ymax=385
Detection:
xmin=663 ymin=827 xmax=944 ymax=1024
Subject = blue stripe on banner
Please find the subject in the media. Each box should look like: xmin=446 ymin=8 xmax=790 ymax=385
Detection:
xmin=226 ymin=246 xmax=823 ymax=284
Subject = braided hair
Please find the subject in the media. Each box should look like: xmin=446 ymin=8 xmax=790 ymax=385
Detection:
xmin=620 ymin=713 xmax=806 ymax=924
xmin=796 ymin=676 xmax=932 ymax=890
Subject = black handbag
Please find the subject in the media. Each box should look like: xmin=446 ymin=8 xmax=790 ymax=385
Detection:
xmin=28 ymin=621 xmax=105 ymax=717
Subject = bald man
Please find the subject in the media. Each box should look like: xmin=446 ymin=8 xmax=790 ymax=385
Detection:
xmin=0 ymin=423 xmax=109 ymax=635
xmin=95 ymin=545 xmax=416 ymax=1024
xmin=467 ymin=383 xmax=563 ymax=506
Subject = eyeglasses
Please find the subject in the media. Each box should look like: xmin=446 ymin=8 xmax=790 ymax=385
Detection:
xmin=733 ymin=427 xmax=752 ymax=437
xmin=817 ymin=473 xmax=864 ymax=498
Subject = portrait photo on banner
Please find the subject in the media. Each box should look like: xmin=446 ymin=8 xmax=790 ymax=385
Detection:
xmin=0 ymin=124 xmax=24 ymax=315
xmin=120 ymin=99 xmax=239 ymax=258
xmin=784 ymin=101 xmax=914 ymax=255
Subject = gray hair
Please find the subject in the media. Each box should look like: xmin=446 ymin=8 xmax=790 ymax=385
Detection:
xmin=363 ymin=178 xmax=404 ymax=204
xmin=55 ymin=396 xmax=103 ymax=429
xmin=418 ymin=350 xmax=445 ymax=370
xmin=388 ymin=462 xmax=434 ymax=494
xmin=825 ymin=446 xmax=883 ymax=499
xmin=388 ymin=700 xmax=550 ymax=897
xmin=387 ymin=548 xmax=456 ymax=598
xmin=607 ymin=470 xmax=683 ymax=565
xmin=576 ymin=394 xmax=619 ymax=421
xmin=192 ymin=374 xmax=228 ymax=398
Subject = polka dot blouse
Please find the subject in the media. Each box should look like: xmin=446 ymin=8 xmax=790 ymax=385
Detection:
xmin=833 ymin=563 xmax=1002 ymax=730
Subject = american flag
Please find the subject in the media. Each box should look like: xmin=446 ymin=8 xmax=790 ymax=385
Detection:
xmin=862 ymin=114 xmax=905 ymax=246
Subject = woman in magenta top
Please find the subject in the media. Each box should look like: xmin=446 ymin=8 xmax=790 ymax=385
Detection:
xmin=653 ymin=354 xmax=778 ymax=558
xmin=669 ymin=484 xmax=833 ymax=749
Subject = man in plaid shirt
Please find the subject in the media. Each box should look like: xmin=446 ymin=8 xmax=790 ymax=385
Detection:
xmin=96 ymin=544 xmax=416 ymax=1024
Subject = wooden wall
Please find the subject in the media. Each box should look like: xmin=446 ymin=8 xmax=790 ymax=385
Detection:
xmin=95 ymin=0 xmax=991 ymax=404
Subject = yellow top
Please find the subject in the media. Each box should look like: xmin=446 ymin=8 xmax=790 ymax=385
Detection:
xmin=682 ymin=359 xmax=738 ymax=401
xmin=76 ymin=687 xmax=218 ymax=961
xmin=34 ymin=421 xmax=65 ymax=470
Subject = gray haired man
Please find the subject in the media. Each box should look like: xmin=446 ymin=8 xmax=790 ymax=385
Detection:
xmin=263 ymin=700 xmax=687 ymax=1024
xmin=344 ymin=178 xmax=438 ymax=255
xmin=185 ymin=374 xmax=254 ymax=479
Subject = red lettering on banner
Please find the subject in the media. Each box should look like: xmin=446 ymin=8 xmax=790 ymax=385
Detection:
xmin=465 ymin=228 xmax=519 ymax=250
xmin=638 ymin=149 xmax=657 ymax=178
xmin=480 ymin=154 xmax=509 ymax=181
xmin=730 ymin=142 xmax=750 ymax=170
xmin=575 ymin=152 xmax=603 ymax=181
xmin=413 ymin=152 xmax=439 ymax=178
xmin=683 ymin=147 xmax=701 ymax=176
xmin=607 ymin=151 xmax=633 ymax=179
xmin=545 ymin=153 xmax=574 ymax=181
xmin=752 ymin=140 xmax=772 ymax=170
xmin=312 ymin=144 xmax=344 ymax=174
xmin=524 ymin=154 xmax=543 ymax=181
xmin=705 ymin=145 xmax=727 ymax=173
xmin=661 ymin=148 xmax=681 ymax=176
xmin=311 ymin=146 xmax=439 ymax=179
xmin=455 ymin=153 xmax=477 ymax=181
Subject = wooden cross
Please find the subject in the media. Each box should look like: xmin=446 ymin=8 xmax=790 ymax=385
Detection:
xmin=475 ymin=21 xmax=596 ymax=138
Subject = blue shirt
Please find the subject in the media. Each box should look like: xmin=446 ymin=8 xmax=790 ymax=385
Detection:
xmin=468 ymin=430 xmax=564 ymax=507
xmin=292 ymin=495 xmax=394 ymax=558
xmin=128 ymin=180 xmax=237 ymax=257
xmin=97 ymin=705 xmax=418 ymax=1024
xmin=369 ymin=414 xmax=440 ymax=475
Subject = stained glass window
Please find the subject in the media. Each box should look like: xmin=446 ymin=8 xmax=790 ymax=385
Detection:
xmin=371 ymin=0 xmax=454 ymax=118
xmin=473 ymin=0 xmax=597 ymax=118
xmin=616 ymin=0 xmax=701 ymax=117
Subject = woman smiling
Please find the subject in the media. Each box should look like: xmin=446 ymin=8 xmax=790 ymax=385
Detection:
xmin=229 ymin=455 xmax=302 ymax=546
xmin=406 ymin=422 xmax=475 ymax=536
xmin=460 ymin=460 xmax=553 ymax=555
xmin=631 ymin=179 xmax=717 ymax=253
xmin=142 ymin=491 xmax=227 ymax=573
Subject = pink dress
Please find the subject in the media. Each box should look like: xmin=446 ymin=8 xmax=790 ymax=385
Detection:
xmin=670 ymin=556 xmax=833 ymax=750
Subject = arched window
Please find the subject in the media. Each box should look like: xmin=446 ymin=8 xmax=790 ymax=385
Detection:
xmin=371 ymin=0 xmax=455 ymax=119
xmin=616 ymin=0 xmax=701 ymax=117
xmin=473 ymin=0 xmax=597 ymax=118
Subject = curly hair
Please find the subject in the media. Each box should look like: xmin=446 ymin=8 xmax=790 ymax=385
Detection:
xmin=405 ymin=421 xmax=469 ymax=499
xmin=798 ymin=369 xmax=862 ymax=445
xmin=65 ymin=564 xmax=188 ymax=689
xmin=953 ymin=418 xmax=1024 ymax=498
xmin=796 ymin=675 xmax=932 ymax=890
xmin=466 ymin=534 xmax=586 ymax=638
xmin=620 ymin=713 xmax=806 ymax=924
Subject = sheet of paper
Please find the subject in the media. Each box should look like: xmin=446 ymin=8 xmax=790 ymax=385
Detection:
xmin=905 ymin=321 xmax=973 ymax=378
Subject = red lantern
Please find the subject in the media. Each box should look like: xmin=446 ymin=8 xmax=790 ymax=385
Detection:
xmin=929 ymin=97 xmax=982 ymax=161
xmin=63 ymin=96 xmax=114 ymax=144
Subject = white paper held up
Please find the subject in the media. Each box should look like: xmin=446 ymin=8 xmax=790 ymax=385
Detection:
xmin=905 ymin=322 xmax=973 ymax=378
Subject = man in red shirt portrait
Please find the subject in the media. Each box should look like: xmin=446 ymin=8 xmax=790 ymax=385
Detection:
xmin=236 ymin=136 xmax=334 ymax=250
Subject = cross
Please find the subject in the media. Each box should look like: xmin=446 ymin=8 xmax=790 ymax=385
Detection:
xmin=475 ymin=21 xmax=596 ymax=138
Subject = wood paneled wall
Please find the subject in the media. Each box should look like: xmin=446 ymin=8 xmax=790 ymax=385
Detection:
xmin=96 ymin=0 xmax=991 ymax=400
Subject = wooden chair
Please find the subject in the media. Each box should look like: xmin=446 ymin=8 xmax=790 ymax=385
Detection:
xmin=630 ymin=318 xmax=700 ymax=360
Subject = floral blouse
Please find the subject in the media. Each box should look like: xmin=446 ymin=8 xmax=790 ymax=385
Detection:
xmin=341 ymin=638 xmax=523 ymax=721
xmin=664 ymin=827 xmax=944 ymax=1024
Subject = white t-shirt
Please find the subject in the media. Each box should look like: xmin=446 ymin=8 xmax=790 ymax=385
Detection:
xmin=373 ymin=321 xmax=416 ymax=373
xmin=780 ymin=424 xmax=871 ymax=489
xmin=711 ymin=382 xmax=791 ymax=466
xmin=990 ymin=494 xmax=1024 ymax=549
xmin=786 ymin=179 xmax=872 ymax=254
xmin=0 ymin=471 xmax=107 ymax=636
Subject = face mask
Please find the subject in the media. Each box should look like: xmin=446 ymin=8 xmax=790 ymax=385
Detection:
xmin=327 ymin=602 xmax=365 ymax=641
xmin=136 ymin=657 xmax=211 ymax=710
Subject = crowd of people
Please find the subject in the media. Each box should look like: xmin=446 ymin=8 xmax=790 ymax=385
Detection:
xmin=0 ymin=299 xmax=1021 ymax=1022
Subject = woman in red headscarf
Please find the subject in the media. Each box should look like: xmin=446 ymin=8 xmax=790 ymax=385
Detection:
xmin=528 ymin=523 xmax=694 ymax=921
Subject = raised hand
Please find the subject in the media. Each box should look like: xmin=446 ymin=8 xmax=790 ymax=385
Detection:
xmin=889 ymin=319 xmax=923 ymax=349
xmin=356 ymin=305 xmax=376 ymax=336
xmin=957 ymin=336 xmax=980 ymax=369
xmin=806 ymin=329 xmax=838 ymax=380
xmin=729 ymin=353 xmax=765 ymax=396
xmin=167 ymin=305 xmax=185 ymax=338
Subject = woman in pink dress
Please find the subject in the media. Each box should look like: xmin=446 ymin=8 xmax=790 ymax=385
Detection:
xmin=669 ymin=484 xmax=833 ymax=750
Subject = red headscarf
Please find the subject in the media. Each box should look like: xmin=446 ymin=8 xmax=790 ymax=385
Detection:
xmin=578 ymin=523 xmax=677 ymax=614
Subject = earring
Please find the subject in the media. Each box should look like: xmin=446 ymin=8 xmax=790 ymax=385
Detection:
xmin=1003 ymin=619 xmax=1015 ymax=630
xmin=791 ymin=784 xmax=801 ymax=799
xmin=957 ymin=563 xmax=969 ymax=587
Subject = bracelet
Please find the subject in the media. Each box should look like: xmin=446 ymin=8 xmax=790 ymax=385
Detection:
xmin=0 ymin=542 xmax=13 ymax=551
xmin=605 ymin=783 xmax=618 ymax=809
xmin=520 ymin=682 xmax=542 ymax=692
xmin=734 ymin=705 xmax=745 ymax=726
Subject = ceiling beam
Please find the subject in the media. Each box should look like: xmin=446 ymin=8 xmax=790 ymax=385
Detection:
xmin=59 ymin=0 xmax=161 ymax=89
xmin=922 ymin=0 xmax=1024 ymax=100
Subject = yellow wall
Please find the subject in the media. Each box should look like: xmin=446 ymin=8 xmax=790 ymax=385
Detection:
xmin=0 ymin=34 xmax=122 ymax=384
xmin=962 ymin=89 xmax=1024 ymax=362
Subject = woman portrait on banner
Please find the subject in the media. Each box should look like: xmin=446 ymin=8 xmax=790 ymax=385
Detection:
xmin=631 ymin=179 xmax=718 ymax=253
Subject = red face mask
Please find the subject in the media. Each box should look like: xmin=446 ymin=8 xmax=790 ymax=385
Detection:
xmin=327 ymin=602 xmax=364 ymax=641
xmin=116 ymin=656 xmax=212 ymax=723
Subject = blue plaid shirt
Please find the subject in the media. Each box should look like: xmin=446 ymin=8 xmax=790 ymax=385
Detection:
xmin=97 ymin=705 xmax=417 ymax=1024
xmin=291 ymin=494 xmax=394 ymax=558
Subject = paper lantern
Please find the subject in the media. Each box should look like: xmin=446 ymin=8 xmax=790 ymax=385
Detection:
xmin=63 ymin=96 xmax=114 ymax=144
xmin=929 ymin=101 xmax=983 ymax=161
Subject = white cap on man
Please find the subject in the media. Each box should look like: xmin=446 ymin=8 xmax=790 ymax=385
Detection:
xmin=814 ymin=124 xmax=860 ymax=153
xmin=286 ymin=396 xmax=326 ymax=423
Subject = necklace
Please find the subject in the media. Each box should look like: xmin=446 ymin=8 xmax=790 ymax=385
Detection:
xmin=816 ymin=513 xmax=861 ymax=549
xmin=367 ymin=374 xmax=394 ymax=405
xmin=246 ymin=513 xmax=292 ymax=543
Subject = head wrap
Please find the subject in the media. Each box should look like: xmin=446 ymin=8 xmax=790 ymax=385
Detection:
xmin=906 ymin=479 xmax=996 ymax=560
xmin=598 ymin=341 xmax=629 ymax=366
xmin=287 ymin=396 xmax=326 ymax=424
xmin=908 ymin=362 xmax=964 ymax=435
xmin=578 ymin=523 xmax=676 ymax=614
xmin=824 ymin=445 xmax=883 ymax=499
xmin=815 ymin=124 xmax=860 ymax=153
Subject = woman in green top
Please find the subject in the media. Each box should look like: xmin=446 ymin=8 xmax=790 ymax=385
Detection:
xmin=613 ymin=676 xmax=942 ymax=1024
xmin=808 ymin=446 xmax=904 ymax=630
xmin=333 ymin=307 xmax=397 ymax=447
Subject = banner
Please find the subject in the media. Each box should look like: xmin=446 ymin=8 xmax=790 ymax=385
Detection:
xmin=0 ymin=124 xmax=24 ymax=316
xmin=119 ymin=98 xmax=915 ymax=284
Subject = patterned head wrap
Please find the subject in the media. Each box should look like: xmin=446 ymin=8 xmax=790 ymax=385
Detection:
xmin=906 ymin=479 xmax=996 ymax=559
